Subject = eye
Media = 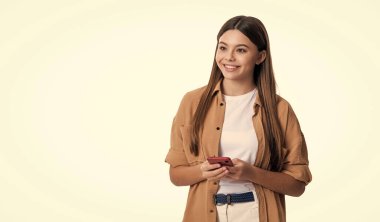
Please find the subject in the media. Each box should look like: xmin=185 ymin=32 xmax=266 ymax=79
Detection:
xmin=218 ymin=46 xmax=226 ymax=51
xmin=237 ymin=48 xmax=247 ymax=53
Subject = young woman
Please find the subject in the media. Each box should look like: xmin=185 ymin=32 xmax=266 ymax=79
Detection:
xmin=165 ymin=15 xmax=312 ymax=222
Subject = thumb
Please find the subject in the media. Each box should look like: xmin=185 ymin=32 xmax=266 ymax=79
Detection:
xmin=231 ymin=158 xmax=241 ymax=164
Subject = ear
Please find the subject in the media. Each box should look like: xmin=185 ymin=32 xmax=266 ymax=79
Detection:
xmin=256 ymin=50 xmax=267 ymax=65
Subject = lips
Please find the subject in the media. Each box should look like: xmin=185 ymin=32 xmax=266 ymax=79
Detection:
xmin=223 ymin=64 xmax=240 ymax=72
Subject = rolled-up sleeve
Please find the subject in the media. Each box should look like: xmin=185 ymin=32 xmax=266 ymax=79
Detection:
xmin=281 ymin=105 xmax=312 ymax=185
xmin=165 ymin=93 xmax=191 ymax=167
xmin=165 ymin=117 xmax=188 ymax=167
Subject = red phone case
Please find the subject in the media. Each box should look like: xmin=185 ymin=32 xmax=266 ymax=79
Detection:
xmin=207 ymin=157 xmax=233 ymax=167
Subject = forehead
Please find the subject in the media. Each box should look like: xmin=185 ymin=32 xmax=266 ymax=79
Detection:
xmin=218 ymin=29 xmax=256 ymax=48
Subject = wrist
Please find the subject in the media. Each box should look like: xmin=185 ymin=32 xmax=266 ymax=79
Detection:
xmin=198 ymin=163 xmax=206 ymax=180
xmin=248 ymin=165 xmax=258 ymax=183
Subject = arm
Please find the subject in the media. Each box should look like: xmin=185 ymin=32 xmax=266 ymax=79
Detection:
xmin=169 ymin=162 xmax=229 ymax=186
xmin=226 ymin=103 xmax=311 ymax=196
xmin=169 ymin=165 xmax=204 ymax=186
xmin=250 ymin=165 xmax=305 ymax=197
xmin=226 ymin=159 xmax=305 ymax=197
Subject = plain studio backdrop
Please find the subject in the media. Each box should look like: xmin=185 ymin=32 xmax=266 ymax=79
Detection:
xmin=0 ymin=0 xmax=379 ymax=221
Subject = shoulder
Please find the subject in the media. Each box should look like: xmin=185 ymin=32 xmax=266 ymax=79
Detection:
xmin=182 ymin=85 xmax=207 ymax=102
xmin=275 ymin=94 xmax=300 ymax=125
xmin=276 ymin=94 xmax=292 ymax=112
xmin=174 ymin=85 xmax=207 ymax=124
xmin=179 ymin=85 xmax=207 ymax=109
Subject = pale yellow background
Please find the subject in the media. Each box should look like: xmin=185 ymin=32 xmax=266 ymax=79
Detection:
xmin=1 ymin=0 xmax=379 ymax=221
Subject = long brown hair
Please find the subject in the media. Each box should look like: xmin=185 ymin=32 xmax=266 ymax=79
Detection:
xmin=190 ymin=15 xmax=283 ymax=171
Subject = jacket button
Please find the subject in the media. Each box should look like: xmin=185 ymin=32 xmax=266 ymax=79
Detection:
xmin=216 ymin=127 xmax=220 ymax=130
xmin=210 ymin=210 xmax=214 ymax=213
xmin=214 ymin=182 xmax=218 ymax=185
xmin=220 ymin=102 xmax=224 ymax=106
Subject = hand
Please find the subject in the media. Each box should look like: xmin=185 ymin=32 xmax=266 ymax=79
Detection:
xmin=199 ymin=161 xmax=229 ymax=181
xmin=225 ymin=158 xmax=254 ymax=181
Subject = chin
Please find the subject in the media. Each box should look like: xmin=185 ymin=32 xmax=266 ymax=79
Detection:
xmin=221 ymin=73 xmax=243 ymax=80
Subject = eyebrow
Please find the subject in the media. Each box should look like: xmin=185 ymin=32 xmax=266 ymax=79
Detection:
xmin=218 ymin=41 xmax=249 ymax=48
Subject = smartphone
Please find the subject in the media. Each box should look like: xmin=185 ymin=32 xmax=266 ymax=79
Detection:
xmin=207 ymin=157 xmax=233 ymax=167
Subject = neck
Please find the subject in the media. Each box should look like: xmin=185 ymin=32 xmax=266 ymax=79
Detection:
xmin=221 ymin=78 xmax=256 ymax=96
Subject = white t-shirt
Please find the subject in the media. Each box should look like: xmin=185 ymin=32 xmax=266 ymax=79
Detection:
xmin=217 ymin=88 xmax=259 ymax=194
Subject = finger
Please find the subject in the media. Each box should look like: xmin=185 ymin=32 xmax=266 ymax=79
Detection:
xmin=231 ymin=158 xmax=240 ymax=164
xmin=208 ymin=166 xmax=226 ymax=175
xmin=207 ymin=163 xmax=221 ymax=170
xmin=224 ymin=173 xmax=237 ymax=180
xmin=203 ymin=162 xmax=221 ymax=171
xmin=207 ymin=167 xmax=228 ymax=177
xmin=208 ymin=168 xmax=229 ymax=181
xmin=227 ymin=166 xmax=236 ymax=173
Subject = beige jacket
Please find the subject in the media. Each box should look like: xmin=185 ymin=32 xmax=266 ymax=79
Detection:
xmin=165 ymin=79 xmax=312 ymax=222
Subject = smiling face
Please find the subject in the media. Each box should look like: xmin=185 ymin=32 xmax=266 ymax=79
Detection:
xmin=215 ymin=29 xmax=266 ymax=83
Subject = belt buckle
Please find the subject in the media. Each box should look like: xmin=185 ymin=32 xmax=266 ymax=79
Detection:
xmin=214 ymin=194 xmax=233 ymax=206
xmin=226 ymin=194 xmax=232 ymax=205
xmin=214 ymin=194 xmax=227 ymax=206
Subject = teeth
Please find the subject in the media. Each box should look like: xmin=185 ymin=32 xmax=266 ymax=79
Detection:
xmin=225 ymin=65 xmax=238 ymax=69
xmin=224 ymin=64 xmax=239 ymax=71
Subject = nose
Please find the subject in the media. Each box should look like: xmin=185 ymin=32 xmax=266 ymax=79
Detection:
xmin=225 ymin=50 xmax=235 ymax=61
